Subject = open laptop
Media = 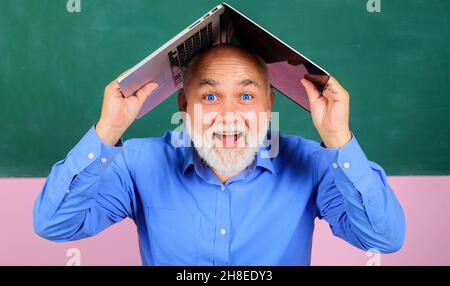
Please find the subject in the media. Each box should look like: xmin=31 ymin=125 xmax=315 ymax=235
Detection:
xmin=118 ymin=2 xmax=330 ymax=119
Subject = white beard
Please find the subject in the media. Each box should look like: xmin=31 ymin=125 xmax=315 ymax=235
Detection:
xmin=187 ymin=121 xmax=268 ymax=175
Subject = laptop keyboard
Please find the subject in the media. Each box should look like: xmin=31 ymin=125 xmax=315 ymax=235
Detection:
xmin=168 ymin=22 xmax=213 ymax=86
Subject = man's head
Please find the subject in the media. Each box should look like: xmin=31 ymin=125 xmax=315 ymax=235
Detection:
xmin=178 ymin=44 xmax=274 ymax=176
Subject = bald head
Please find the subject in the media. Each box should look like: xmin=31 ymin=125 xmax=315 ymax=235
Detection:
xmin=182 ymin=44 xmax=269 ymax=91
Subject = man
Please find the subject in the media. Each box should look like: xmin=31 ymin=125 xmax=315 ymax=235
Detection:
xmin=34 ymin=44 xmax=405 ymax=265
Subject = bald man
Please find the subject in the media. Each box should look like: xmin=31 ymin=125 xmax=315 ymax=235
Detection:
xmin=34 ymin=44 xmax=405 ymax=266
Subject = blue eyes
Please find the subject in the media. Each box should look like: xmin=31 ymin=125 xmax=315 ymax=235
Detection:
xmin=241 ymin=93 xmax=252 ymax=101
xmin=203 ymin=93 xmax=253 ymax=102
xmin=205 ymin=94 xmax=217 ymax=101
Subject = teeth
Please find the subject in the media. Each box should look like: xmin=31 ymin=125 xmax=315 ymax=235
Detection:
xmin=216 ymin=131 xmax=241 ymax=136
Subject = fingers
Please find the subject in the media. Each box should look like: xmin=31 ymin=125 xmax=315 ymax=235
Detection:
xmin=105 ymin=80 xmax=124 ymax=99
xmin=104 ymin=69 xmax=159 ymax=104
xmin=304 ymin=74 xmax=329 ymax=86
xmin=103 ymin=70 xmax=130 ymax=98
xmin=300 ymin=78 xmax=321 ymax=106
xmin=322 ymin=76 xmax=348 ymax=102
xmin=136 ymin=82 xmax=159 ymax=104
xmin=302 ymin=75 xmax=349 ymax=102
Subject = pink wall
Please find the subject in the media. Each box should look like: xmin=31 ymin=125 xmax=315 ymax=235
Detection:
xmin=0 ymin=176 xmax=449 ymax=266
xmin=312 ymin=176 xmax=450 ymax=265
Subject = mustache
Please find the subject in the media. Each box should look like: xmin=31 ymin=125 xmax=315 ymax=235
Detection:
xmin=187 ymin=120 xmax=269 ymax=149
xmin=204 ymin=122 xmax=249 ymax=149
xmin=205 ymin=122 xmax=248 ymax=136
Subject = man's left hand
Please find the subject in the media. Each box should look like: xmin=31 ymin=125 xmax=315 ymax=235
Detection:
xmin=300 ymin=75 xmax=352 ymax=149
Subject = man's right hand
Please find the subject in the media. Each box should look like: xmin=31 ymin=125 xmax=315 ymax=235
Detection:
xmin=96 ymin=76 xmax=159 ymax=145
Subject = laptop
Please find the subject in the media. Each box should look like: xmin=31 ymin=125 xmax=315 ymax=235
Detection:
xmin=118 ymin=2 xmax=330 ymax=119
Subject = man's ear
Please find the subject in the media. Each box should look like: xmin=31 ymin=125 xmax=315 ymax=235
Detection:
xmin=177 ymin=88 xmax=187 ymax=112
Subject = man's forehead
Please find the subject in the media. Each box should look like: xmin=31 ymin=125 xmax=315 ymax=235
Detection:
xmin=183 ymin=44 xmax=269 ymax=89
xmin=196 ymin=52 xmax=262 ymax=72
xmin=194 ymin=56 xmax=265 ymax=83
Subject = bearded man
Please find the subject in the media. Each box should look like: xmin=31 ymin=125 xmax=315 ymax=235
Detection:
xmin=33 ymin=44 xmax=405 ymax=266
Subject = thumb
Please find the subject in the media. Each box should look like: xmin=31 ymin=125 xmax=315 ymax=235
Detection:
xmin=300 ymin=78 xmax=321 ymax=106
xmin=135 ymin=82 xmax=159 ymax=105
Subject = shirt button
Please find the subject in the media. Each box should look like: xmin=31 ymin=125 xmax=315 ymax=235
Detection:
xmin=332 ymin=162 xmax=338 ymax=169
xmin=100 ymin=157 xmax=108 ymax=164
xmin=343 ymin=162 xmax=351 ymax=169
xmin=220 ymin=185 xmax=226 ymax=192
xmin=88 ymin=152 xmax=94 ymax=160
xmin=66 ymin=189 xmax=71 ymax=194
xmin=219 ymin=228 xmax=227 ymax=236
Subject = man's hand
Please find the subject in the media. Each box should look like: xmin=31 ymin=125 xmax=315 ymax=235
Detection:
xmin=300 ymin=75 xmax=352 ymax=149
xmin=96 ymin=75 xmax=159 ymax=145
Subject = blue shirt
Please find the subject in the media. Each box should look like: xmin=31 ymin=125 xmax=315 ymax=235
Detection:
xmin=33 ymin=125 xmax=405 ymax=265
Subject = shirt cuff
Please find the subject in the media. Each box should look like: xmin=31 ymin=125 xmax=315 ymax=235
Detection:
xmin=319 ymin=133 xmax=373 ymax=193
xmin=44 ymin=125 xmax=124 ymax=217
xmin=65 ymin=125 xmax=123 ymax=178
xmin=318 ymin=134 xmax=388 ymax=233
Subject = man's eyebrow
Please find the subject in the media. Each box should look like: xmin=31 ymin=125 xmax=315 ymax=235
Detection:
xmin=196 ymin=78 xmax=260 ymax=87
xmin=239 ymin=79 xmax=259 ymax=87
xmin=197 ymin=78 xmax=218 ymax=87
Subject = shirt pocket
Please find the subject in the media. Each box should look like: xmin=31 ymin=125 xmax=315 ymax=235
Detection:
xmin=145 ymin=205 xmax=202 ymax=265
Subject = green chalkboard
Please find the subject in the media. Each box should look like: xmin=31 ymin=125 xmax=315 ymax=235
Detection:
xmin=1 ymin=0 xmax=449 ymax=177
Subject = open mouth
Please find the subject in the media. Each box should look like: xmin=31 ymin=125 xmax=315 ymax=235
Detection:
xmin=213 ymin=131 xmax=244 ymax=148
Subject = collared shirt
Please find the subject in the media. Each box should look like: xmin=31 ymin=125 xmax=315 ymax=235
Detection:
xmin=33 ymin=126 xmax=405 ymax=265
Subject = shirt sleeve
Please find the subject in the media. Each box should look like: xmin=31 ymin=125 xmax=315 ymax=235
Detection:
xmin=33 ymin=125 xmax=137 ymax=242
xmin=314 ymin=133 xmax=406 ymax=253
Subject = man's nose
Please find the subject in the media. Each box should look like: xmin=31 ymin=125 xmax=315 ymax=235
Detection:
xmin=218 ymin=97 xmax=242 ymax=119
